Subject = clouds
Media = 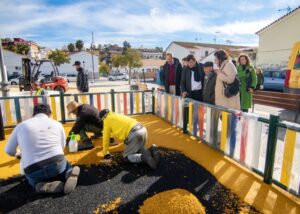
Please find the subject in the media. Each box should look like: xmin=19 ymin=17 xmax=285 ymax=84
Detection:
xmin=0 ymin=0 xmax=296 ymax=48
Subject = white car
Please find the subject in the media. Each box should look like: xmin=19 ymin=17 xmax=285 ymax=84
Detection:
xmin=108 ymin=73 xmax=129 ymax=81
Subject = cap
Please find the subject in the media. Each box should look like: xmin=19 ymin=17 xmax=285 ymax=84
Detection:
xmin=203 ymin=61 xmax=214 ymax=67
xmin=72 ymin=61 xmax=81 ymax=66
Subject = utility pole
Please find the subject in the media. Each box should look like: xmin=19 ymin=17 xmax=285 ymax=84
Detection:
xmin=214 ymin=31 xmax=220 ymax=45
xmin=0 ymin=36 xmax=9 ymax=97
xmin=91 ymin=31 xmax=95 ymax=83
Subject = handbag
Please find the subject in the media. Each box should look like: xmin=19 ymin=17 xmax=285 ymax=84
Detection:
xmin=223 ymin=76 xmax=240 ymax=98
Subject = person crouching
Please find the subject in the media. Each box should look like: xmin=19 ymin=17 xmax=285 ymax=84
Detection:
xmin=100 ymin=110 xmax=159 ymax=170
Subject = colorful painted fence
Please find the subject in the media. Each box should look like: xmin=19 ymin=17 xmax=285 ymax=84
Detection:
xmin=155 ymin=91 xmax=300 ymax=197
xmin=0 ymin=89 xmax=154 ymax=127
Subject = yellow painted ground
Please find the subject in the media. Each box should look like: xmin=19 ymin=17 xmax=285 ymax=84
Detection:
xmin=139 ymin=188 xmax=206 ymax=214
xmin=1 ymin=115 xmax=300 ymax=214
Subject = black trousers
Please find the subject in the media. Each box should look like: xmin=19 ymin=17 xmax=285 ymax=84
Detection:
xmin=190 ymin=90 xmax=203 ymax=102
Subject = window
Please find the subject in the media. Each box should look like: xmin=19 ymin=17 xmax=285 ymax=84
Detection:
xmin=15 ymin=66 xmax=21 ymax=70
xmin=205 ymin=51 xmax=209 ymax=57
xmin=263 ymin=71 xmax=272 ymax=77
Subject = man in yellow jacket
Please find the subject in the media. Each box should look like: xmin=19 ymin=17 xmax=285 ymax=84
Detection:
xmin=100 ymin=109 xmax=159 ymax=170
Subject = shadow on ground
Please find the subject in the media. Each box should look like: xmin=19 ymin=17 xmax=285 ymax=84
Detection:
xmin=0 ymin=148 xmax=261 ymax=214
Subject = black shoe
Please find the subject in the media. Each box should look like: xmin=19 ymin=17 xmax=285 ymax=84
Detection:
xmin=141 ymin=149 xmax=156 ymax=170
xmin=90 ymin=133 xmax=102 ymax=140
xmin=78 ymin=139 xmax=94 ymax=151
xmin=149 ymin=144 xmax=160 ymax=164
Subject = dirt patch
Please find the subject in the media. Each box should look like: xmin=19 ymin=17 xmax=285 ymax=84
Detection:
xmin=0 ymin=148 xmax=261 ymax=214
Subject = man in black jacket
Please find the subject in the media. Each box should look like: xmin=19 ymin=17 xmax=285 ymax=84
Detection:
xmin=67 ymin=101 xmax=102 ymax=150
xmin=202 ymin=61 xmax=217 ymax=105
xmin=160 ymin=53 xmax=182 ymax=96
xmin=73 ymin=61 xmax=89 ymax=93
xmin=181 ymin=55 xmax=205 ymax=101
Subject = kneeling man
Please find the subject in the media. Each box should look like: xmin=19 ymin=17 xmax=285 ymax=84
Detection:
xmin=5 ymin=104 xmax=80 ymax=194
xmin=100 ymin=110 xmax=159 ymax=169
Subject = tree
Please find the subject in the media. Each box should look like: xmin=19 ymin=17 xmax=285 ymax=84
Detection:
xmin=15 ymin=44 xmax=30 ymax=55
xmin=67 ymin=43 xmax=75 ymax=52
xmin=48 ymin=49 xmax=70 ymax=66
xmin=75 ymin=40 xmax=84 ymax=51
xmin=155 ymin=47 xmax=163 ymax=52
xmin=123 ymin=49 xmax=142 ymax=84
xmin=123 ymin=41 xmax=131 ymax=54
xmin=6 ymin=45 xmax=16 ymax=52
xmin=112 ymin=54 xmax=126 ymax=68
xmin=99 ymin=62 xmax=110 ymax=74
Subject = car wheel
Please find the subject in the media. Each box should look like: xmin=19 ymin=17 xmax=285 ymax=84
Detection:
xmin=122 ymin=78 xmax=126 ymax=81
xmin=11 ymin=81 xmax=17 ymax=85
xmin=54 ymin=86 xmax=65 ymax=92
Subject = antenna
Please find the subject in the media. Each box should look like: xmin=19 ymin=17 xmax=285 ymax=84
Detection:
xmin=278 ymin=6 xmax=291 ymax=13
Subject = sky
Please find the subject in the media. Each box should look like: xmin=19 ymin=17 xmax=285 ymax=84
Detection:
xmin=0 ymin=0 xmax=299 ymax=49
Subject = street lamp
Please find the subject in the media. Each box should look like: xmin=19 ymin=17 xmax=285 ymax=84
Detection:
xmin=213 ymin=31 xmax=220 ymax=44
xmin=0 ymin=37 xmax=9 ymax=97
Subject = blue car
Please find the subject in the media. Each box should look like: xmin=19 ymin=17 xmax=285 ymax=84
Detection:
xmin=263 ymin=70 xmax=286 ymax=91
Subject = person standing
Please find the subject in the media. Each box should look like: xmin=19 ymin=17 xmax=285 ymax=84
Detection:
xmin=255 ymin=67 xmax=264 ymax=90
xmin=5 ymin=104 xmax=80 ymax=194
xmin=73 ymin=61 xmax=89 ymax=93
xmin=156 ymin=66 xmax=165 ymax=92
xmin=237 ymin=54 xmax=257 ymax=112
xmin=160 ymin=53 xmax=183 ymax=96
xmin=181 ymin=55 xmax=205 ymax=101
xmin=214 ymin=50 xmax=240 ymax=110
xmin=182 ymin=57 xmax=188 ymax=69
xmin=202 ymin=61 xmax=217 ymax=105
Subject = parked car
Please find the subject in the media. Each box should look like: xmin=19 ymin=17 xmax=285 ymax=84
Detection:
xmin=108 ymin=73 xmax=129 ymax=81
xmin=62 ymin=73 xmax=77 ymax=82
xmin=9 ymin=75 xmax=23 ymax=85
xmin=263 ymin=70 xmax=286 ymax=91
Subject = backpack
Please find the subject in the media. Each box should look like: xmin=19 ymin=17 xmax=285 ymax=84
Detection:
xmin=223 ymin=76 xmax=240 ymax=98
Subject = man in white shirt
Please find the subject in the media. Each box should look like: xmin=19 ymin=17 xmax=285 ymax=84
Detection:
xmin=5 ymin=104 xmax=80 ymax=194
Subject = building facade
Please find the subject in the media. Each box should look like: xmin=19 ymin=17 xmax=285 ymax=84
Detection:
xmin=165 ymin=41 xmax=256 ymax=64
xmin=140 ymin=49 xmax=163 ymax=59
xmin=256 ymin=6 xmax=300 ymax=68
xmin=58 ymin=51 xmax=99 ymax=79
xmin=2 ymin=49 xmax=27 ymax=76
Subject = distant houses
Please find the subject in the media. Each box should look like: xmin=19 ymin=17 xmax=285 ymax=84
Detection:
xmin=165 ymin=41 xmax=256 ymax=64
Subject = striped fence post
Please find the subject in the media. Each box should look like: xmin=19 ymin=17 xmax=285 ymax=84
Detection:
xmin=263 ymin=114 xmax=279 ymax=184
xmin=59 ymin=92 xmax=66 ymax=124
xmin=142 ymin=91 xmax=145 ymax=114
xmin=0 ymin=104 xmax=4 ymax=140
xmin=111 ymin=89 xmax=115 ymax=112
xmin=183 ymin=99 xmax=189 ymax=134
xmin=152 ymin=88 xmax=155 ymax=114
xmin=14 ymin=98 xmax=22 ymax=123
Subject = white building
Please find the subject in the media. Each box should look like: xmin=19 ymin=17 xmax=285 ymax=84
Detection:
xmin=3 ymin=49 xmax=27 ymax=76
xmin=256 ymin=6 xmax=300 ymax=68
xmin=140 ymin=49 xmax=163 ymax=59
xmin=165 ymin=41 xmax=256 ymax=63
xmin=58 ymin=51 xmax=99 ymax=79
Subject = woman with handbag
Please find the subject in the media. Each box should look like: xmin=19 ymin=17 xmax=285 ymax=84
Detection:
xmin=237 ymin=54 xmax=257 ymax=112
xmin=214 ymin=50 xmax=240 ymax=110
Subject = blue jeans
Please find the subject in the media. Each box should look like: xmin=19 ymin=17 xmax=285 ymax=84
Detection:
xmin=25 ymin=158 xmax=73 ymax=187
